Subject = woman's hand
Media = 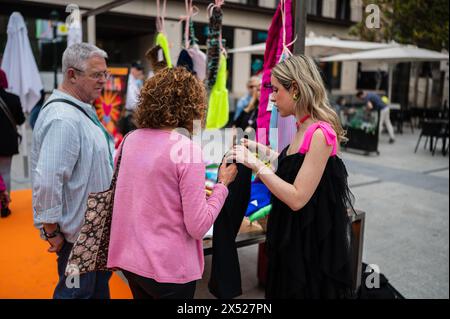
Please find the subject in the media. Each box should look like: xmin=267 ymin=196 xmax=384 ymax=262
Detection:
xmin=226 ymin=145 xmax=261 ymax=171
xmin=241 ymin=138 xmax=276 ymax=163
xmin=217 ymin=158 xmax=238 ymax=187
xmin=240 ymin=138 xmax=261 ymax=153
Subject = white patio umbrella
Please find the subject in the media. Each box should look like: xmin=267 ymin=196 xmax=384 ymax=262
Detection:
xmin=1 ymin=12 xmax=44 ymax=178
xmin=1 ymin=12 xmax=43 ymax=112
xmin=66 ymin=4 xmax=82 ymax=47
xmin=228 ymin=35 xmax=397 ymax=57
xmin=320 ymin=45 xmax=449 ymax=100
xmin=320 ymin=46 xmax=449 ymax=63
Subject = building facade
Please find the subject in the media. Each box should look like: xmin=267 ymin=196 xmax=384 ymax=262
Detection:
xmin=1 ymin=0 xmax=365 ymax=100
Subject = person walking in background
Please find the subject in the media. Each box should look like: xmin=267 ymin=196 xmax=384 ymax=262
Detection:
xmin=124 ymin=61 xmax=145 ymax=113
xmin=119 ymin=62 xmax=145 ymax=136
xmin=356 ymin=90 xmax=395 ymax=143
xmin=0 ymin=173 xmax=11 ymax=218
xmin=0 ymin=68 xmax=25 ymax=198
xmin=107 ymin=67 xmax=237 ymax=299
xmin=227 ymin=55 xmax=354 ymax=299
xmin=31 ymin=43 xmax=114 ymax=299
xmin=234 ymin=76 xmax=261 ymax=121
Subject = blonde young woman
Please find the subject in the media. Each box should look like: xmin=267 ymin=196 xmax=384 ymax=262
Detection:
xmin=227 ymin=55 xmax=354 ymax=299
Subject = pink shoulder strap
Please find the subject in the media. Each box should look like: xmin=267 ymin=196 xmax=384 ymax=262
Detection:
xmin=299 ymin=121 xmax=337 ymax=156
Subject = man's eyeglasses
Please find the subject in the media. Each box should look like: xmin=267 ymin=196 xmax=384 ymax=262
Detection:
xmin=71 ymin=67 xmax=111 ymax=80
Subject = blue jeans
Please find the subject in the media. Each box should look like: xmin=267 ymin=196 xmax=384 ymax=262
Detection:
xmin=53 ymin=241 xmax=112 ymax=299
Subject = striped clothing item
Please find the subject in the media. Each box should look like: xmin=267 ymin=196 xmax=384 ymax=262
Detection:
xmin=31 ymin=89 xmax=114 ymax=243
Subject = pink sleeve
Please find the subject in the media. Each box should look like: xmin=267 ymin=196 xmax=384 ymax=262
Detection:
xmin=299 ymin=121 xmax=337 ymax=156
xmin=177 ymin=143 xmax=229 ymax=240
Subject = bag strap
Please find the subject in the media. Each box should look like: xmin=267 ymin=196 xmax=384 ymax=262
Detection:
xmin=109 ymin=133 xmax=131 ymax=190
xmin=43 ymin=98 xmax=94 ymax=124
xmin=42 ymin=98 xmax=114 ymax=169
xmin=0 ymin=95 xmax=20 ymax=136
xmin=43 ymin=98 xmax=130 ymax=192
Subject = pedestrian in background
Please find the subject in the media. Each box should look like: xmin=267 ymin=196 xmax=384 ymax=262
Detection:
xmin=0 ymin=68 xmax=25 ymax=196
xmin=356 ymin=90 xmax=395 ymax=143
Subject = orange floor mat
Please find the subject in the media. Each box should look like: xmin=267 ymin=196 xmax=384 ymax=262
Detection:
xmin=0 ymin=189 xmax=132 ymax=299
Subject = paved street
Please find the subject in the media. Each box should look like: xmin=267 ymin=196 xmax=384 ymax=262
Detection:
xmin=11 ymin=124 xmax=449 ymax=299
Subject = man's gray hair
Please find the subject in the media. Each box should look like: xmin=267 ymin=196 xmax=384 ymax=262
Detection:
xmin=62 ymin=43 xmax=108 ymax=74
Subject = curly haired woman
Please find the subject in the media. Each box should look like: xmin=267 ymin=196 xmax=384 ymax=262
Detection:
xmin=107 ymin=67 xmax=237 ymax=299
xmin=227 ymin=55 xmax=354 ymax=299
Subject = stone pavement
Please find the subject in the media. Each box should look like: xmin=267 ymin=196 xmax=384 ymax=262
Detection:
xmin=11 ymin=124 xmax=449 ymax=299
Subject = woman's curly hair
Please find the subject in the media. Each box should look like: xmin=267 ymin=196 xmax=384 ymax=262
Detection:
xmin=134 ymin=67 xmax=207 ymax=133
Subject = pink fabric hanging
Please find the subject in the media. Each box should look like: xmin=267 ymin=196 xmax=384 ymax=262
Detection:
xmin=256 ymin=0 xmax=293 ymax=145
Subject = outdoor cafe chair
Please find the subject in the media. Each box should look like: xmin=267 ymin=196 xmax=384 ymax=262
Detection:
xmin=414 ymin=119 xmax=449 ymax=156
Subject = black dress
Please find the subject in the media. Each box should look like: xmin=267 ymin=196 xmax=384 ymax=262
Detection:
xmin=265 ymin=146 xmax=354 ymax=299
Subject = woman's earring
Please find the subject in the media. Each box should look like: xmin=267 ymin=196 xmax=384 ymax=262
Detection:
xmin=293 ymin=94 xmax=299 ymax=101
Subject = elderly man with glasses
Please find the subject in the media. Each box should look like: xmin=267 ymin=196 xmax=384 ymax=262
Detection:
xmin=31 ymin=43 xmax=114 ymax=299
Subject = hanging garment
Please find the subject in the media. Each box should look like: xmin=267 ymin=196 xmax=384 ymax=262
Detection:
xmin=276 ymin=113 xmax=297 ymax=153
xmin=256 ymin=0 xmax=293 ymax=145
xmin=189 ymin=19 xmax=199 ymax=47
xmin=188 ymin=45 xmax=207 ymax=82
xmin=206 ymin=54 xmax=228 ymax=129
xmin=145 ymin=45 xmax=167 ymax=74
xmin=177 ymin=49 xmax=195 ymax=74
xmin=208 ymin=163 xmax=252 ymax=299
xmin=206 ymin=6 xmax=223 ymax=90
xmin=155 ymin=32 xmax=172 ymax=68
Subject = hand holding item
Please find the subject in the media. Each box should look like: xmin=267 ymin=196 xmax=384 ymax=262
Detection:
xmin=226 ymin=145 xmax=260 ymax=171
xmin=217 ymin=157 xmax=238 ymax=187
xmin=240 ymin=138 xmax=274 ymax=163
xmin=240 ymin=138 xmax=261 ymax=153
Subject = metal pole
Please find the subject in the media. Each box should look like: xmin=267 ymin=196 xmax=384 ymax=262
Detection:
xmin=53 ymin=24 xmax=58 ymax=89
xmin=388 ymin=63 xmax=393 ymax=102
xmin=293 ymin=0 xmax=307 ymax=55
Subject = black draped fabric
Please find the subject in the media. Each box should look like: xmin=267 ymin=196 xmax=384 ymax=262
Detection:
xmin=265 ymin=146 xmax=354 ymax=299
xmin=208 ymin=163 xmax=252 ymax=299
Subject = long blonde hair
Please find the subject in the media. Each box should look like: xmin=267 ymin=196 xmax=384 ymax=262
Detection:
xmin=271 ymin=55 xmax=347 ymax=143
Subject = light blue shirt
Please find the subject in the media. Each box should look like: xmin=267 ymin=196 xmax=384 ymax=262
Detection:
xmin=234 ymin=94 xmax=252 ymax=120
xmin=31 ymin=90 xmax=114 ymax=243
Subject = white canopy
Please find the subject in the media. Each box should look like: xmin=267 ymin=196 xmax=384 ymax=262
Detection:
xmin=1 ymin=12 xmax=43 ymax=113
xmin=228 ymin=35 xmax=398 ymax=57
xmin=320 ymin=46 xmax=449 ymax=63
xmin=320 ymin=45 xmax=449 ymax=101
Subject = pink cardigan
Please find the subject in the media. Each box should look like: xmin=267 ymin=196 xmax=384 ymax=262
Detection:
xmin=107 ymin=129 xmax=229 ymax=283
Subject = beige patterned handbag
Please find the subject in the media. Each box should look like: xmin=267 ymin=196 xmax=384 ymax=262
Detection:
xmin=65 ymin=135 xmax=128 ymax=276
